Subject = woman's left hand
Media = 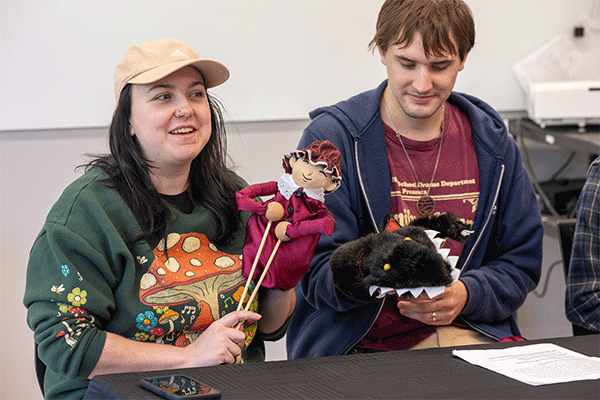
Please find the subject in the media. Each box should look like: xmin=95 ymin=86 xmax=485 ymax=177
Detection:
xmin=396 ymin=280 xmax=468 ymax=325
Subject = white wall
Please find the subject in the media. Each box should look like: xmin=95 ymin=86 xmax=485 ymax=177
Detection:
xmin=2 ymin=0 xmax=595 ymax=131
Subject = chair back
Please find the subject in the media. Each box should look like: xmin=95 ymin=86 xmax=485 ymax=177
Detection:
xmin=556 ymin=219 xmax=576 ymax=279
xmin=35 ymin=343 xmax=46 ymax=396
xmin=556 ymin=218 xmax=597 ymax=336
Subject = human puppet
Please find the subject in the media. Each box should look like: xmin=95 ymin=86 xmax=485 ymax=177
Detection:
xmin=236 ymin=140 xmax=342 ymax=291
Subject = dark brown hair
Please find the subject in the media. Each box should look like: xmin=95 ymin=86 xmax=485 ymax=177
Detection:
xmin=369 ymin=0 xmax=475 ymax=61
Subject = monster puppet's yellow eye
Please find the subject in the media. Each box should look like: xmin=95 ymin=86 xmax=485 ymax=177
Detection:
xmin=383 ymin=264 xmax=391 ymax=270
xmin=404 ymin=237 xmax=412 ymax=241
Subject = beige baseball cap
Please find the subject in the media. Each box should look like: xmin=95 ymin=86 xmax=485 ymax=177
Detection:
xmin=113 ymin=39 xmax=230 ymax=102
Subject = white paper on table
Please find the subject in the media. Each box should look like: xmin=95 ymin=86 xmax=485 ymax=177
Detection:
xmin=452 ymin=343 xmax=600 ymax=386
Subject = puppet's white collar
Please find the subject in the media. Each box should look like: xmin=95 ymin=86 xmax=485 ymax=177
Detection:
xmin=278 ymin=173 xmax=325 ymax=202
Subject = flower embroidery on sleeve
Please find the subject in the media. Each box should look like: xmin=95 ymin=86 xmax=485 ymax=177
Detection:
xmin=67 ymin=287 xmax=87 ymax=307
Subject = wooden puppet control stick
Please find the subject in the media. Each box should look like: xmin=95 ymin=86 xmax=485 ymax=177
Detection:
xmin=236 ymin=220 xmax=272 ymax=312
xmin=235 ymin=202 xmax=285 ymax=330
xmin=235 ymin=239 xmax=282 ymax=330
xmin=236 ymin=202 xmax=284 ymax=311
xmin=243 ymin=238 xmax=282 ymax=311
xmin=242 ymin=220 xmax=289 ymax=311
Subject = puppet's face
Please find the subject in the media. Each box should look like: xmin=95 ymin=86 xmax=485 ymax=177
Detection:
xmin=289 ymin=158 xmax=337 ymax=192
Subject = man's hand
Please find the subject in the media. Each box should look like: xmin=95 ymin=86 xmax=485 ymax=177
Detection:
xmin=396 ymin=280 xmax=468 ymax=325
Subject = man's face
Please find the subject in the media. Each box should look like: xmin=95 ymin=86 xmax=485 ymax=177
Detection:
xmin=380 ymin=32 xmax=467 ymax=124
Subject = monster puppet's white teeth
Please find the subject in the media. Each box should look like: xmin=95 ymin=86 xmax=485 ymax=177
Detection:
xmin=170 ymin=127 xmax=194 ymax=134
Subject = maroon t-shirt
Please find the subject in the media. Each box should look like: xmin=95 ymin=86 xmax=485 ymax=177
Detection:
xmin=354 ymin=102 xmax=479 ymax=352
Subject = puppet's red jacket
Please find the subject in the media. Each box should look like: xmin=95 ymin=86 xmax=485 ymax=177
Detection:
xmin=236 ymin=179 xmax=335 ymax=290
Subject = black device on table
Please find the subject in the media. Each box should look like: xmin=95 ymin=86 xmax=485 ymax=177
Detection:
xmin=140 ymin=375 xmax=221 ymax=400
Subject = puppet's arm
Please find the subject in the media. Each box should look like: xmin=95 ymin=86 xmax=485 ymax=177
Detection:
xmin=235 ymin=181 xmax=279 ymax=215
xmin=278 ymin=208 xmax=336 ymax=241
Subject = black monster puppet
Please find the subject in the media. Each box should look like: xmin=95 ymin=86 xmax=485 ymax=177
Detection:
xmin=330 ymin=213 xmax=472 ymax=301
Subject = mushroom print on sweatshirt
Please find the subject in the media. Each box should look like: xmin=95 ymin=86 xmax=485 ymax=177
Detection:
xmin=49 ymin=231 xmax=257 ymax=352
xmin=138 ymin=232 xmax=258 ymax=347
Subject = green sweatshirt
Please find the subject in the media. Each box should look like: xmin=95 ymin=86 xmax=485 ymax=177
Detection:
xmin=24 ymin=168 xmax=276 ymax=400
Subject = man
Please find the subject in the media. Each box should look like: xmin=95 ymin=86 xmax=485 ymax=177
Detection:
xmin=566 ymin=155 xmax=600 ymax=335
xmin=287 ymin=0 xmax=543 ymax=359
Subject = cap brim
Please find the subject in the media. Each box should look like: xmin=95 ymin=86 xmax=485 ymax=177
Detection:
xmin=127 ymin=58 xmax=229 ymax=89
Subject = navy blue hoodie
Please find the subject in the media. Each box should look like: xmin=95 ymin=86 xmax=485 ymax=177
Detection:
xmin=287 ymin=81 xmax=543 ymax=359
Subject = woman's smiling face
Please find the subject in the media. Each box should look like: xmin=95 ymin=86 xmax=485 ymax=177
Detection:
xmin=129 ymin=66 xmax=212 ymax=172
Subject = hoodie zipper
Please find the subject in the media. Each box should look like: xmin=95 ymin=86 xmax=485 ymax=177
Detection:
xmin=342 ymin=139 xmax=385 ymax=355
xmin=456 ymin=163 xmax=505 ymax=341
xmin=460 ymin=164 xmax=505 ymax=272
xmin=354 ymin=139 xmax=380 ymax=234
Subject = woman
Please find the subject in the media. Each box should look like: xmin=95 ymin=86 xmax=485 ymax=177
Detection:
xmin=23 ymin=39 xmax=295 ymax=400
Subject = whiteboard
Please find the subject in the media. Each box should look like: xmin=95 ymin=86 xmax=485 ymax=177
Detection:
xmin=0 ymin=0 xmax=594 ymax=131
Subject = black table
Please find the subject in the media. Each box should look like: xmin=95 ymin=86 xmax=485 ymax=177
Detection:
xmin=85 ymin=335 xmax=599 ymax=400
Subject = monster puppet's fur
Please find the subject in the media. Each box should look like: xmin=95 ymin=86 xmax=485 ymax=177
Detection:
xmin=330 ymin=213 xmax=472 ymax=301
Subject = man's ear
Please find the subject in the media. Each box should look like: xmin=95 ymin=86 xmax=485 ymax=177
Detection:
xmin=458 ymin=51 xmax=469 ymax=72
xmin=288 ymin=158 xmax=297 ymax=169
xmin=378 ymin=45 xmax=387 ymax=66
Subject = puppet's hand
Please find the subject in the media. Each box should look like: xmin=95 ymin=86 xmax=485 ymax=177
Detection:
xmin=275 ymin=221 xmax=291 ymax=242
xmin=261 ymin=220 xmax=304 ymax=290
xmin=265 ymin=202 xmax=284 ymax=222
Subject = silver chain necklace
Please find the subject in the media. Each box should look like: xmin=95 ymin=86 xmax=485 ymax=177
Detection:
xmin=384 ymin=103 xmax=444 ymax=217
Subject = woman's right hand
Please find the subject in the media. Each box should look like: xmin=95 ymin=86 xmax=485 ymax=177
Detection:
xmin=185 ymin=311 xmax=261 ymax=366
xmin=89 ymin=311 xmax=262 ymax=379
